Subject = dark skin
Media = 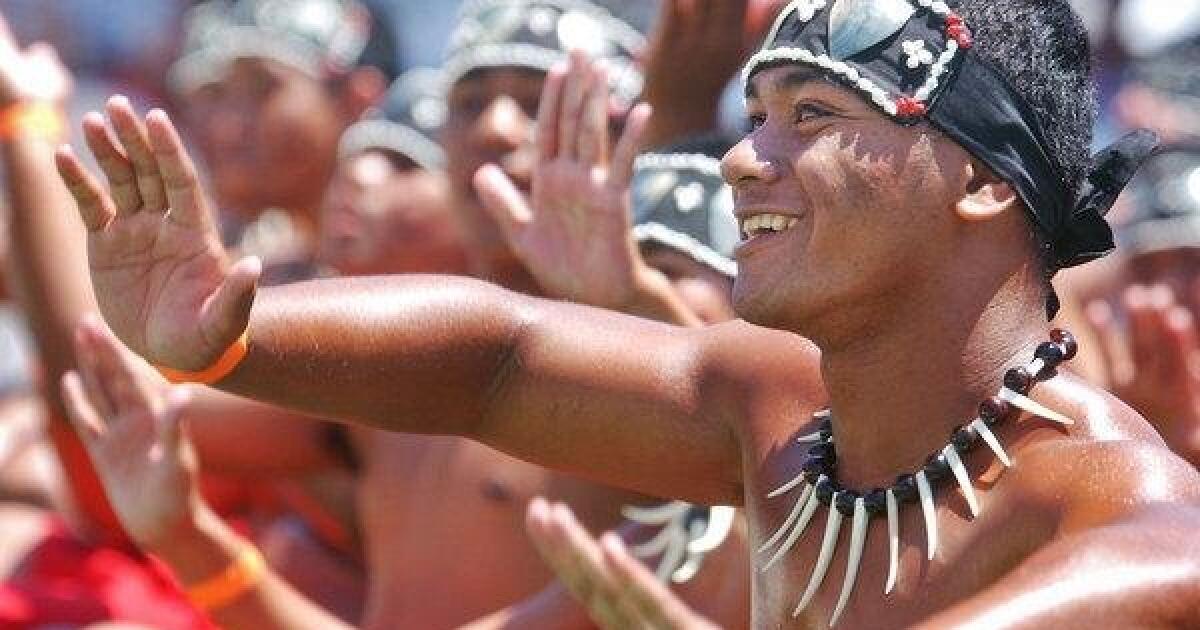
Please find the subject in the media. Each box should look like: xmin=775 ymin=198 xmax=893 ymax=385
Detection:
xmin=56 ymin=60 xmax=1200 ymax=627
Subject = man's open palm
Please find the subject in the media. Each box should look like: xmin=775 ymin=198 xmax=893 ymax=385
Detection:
xmin=55 ymin=98 xmax=260 ymax=370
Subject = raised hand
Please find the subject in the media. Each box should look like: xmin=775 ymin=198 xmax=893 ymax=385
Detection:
xmin=526 ymin=498 xmax=721 ymax=630
xmin=1088 ymin=285 xmax=1200 ymax=464
xmin=638 ymin=0 xmax=777 ymax=149
xmin=474 ymin=50 xmax=655 ymax=310
xmin=55 ymin=99 xmax=261 ymax=370
xmin=60 ymin=316 xmax=203 ymax=548
xmin=0 ymin=12 xmax=71 ymax=108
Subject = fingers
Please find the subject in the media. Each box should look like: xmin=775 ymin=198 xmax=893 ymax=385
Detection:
xmin=82 ymin=112 xmax=142 ymax=215
xmin=1160 ymin=306 xmax=1198 ymax=385
xmin=77 ymin=314 xmax=160 ymax=416
xmin=200 ymin=256 xmax=261 ymax=358
xmin=576 ymin=63 xmax=611 ymax=167
xmin=611 ymin=103 xmax=653 ymax=188
xmin=55 ymin=145 xmax=117 ymax=231
xmin=474 ymin=164 xmax=533 ymax=241
xmin=73 ymin=316 xmax=118 ymax=422
xmin=558 ymin=50 xmax=591 ymax=161
xmin=599 ymin=533 xmax=697 ymax=628
xmin=1086 ymin=299 xmax=1132 ymax=390
xmin=106 ymin=96 xmax=168 ymax=214
xmin=535 ymin=63 xmax=567 ymax=162
xmin=61 ymin=371 xmax=106 ymax=443
xmin=1126 ymin=285 xmax=1167 ymax=384
xmin=157 ymin=386 xmax=194 ymax=449
xmin=145 ymin=109 xmax=210 ymax=228
xmin=526 ymin=499 xmax=627 ymax=627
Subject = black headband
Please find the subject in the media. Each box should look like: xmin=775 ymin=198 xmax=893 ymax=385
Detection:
xmin=743 ymin=0 xmax=1158 ymax=272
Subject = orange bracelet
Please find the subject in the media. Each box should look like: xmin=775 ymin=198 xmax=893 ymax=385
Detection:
xmin=184 ymin=544 xmax=266 ymax=612
xmin=156 ymin=330 xmax=250 ymax=385
xmin=0 ymin=102 xmax=65 ymax=142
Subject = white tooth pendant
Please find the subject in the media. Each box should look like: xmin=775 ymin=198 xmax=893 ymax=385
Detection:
xmin=885 ymin=488 xmax=899 ymax=594
xmin=623 ymin=501 xmax=691 ymax=525
xmin=916 ymin=470 xmax=938 ymax=560
xmin=997 ymin=387 xmax=1074 ymax=426
xmin=829 ymin=497 xmax=869 ymax=627
xmin=689 ymin=506 xmax=737 ymax=554
xmin=759 ymin=479 xmax=810 ymax=554
xmin=768 ymin=471 xmax=809 ymax=498
xmin=942 ymin=445 xmax=980 ymax=519
xmin=793 ymin=493 xmax=845 ymax=616
xmin=971 ymin=418 xmax=1012 ymax=467
xmin=763 ymin=479 xmax=823 ymax=569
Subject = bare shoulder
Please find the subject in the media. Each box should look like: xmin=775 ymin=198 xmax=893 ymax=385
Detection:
xmin=697 ymin=320 xmax=827 ymax=441
xmin=1007 ymin=372 xmax=1200 ymax=530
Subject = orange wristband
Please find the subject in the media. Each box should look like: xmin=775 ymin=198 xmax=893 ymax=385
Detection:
xmin=0 ymin=102 xmax=65 ymax=142
xmin=184 ymin=544 xmax=266 ymax=612
xmin=157 ymin=330 xmax=250 ymax=385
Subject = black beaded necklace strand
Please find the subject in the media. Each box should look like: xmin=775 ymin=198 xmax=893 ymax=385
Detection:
xmin=760 ymin=330 xmax=1079 ymax=627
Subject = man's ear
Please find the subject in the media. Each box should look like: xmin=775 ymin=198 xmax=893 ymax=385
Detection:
xmin=338 ymin=66 xmax=388 ymax=119
xmin=956 ymin=158 xmax=1019 ymax=222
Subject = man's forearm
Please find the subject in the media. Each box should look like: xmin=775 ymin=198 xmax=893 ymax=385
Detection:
xmin=3 ymin=133 xmax=96 ymax=409
xmin=3 ymin=125 xmax=129 ymax=538
xmin=220 ymin=275 xmax=528 ymax=437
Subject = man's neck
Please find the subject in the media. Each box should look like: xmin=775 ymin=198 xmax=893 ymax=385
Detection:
xmin=817 ymin=270 xmax=1048 ymax=490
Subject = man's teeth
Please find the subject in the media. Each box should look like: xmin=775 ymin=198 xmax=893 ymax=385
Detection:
xmin=741 ymin=214 xmax=799 ymax=238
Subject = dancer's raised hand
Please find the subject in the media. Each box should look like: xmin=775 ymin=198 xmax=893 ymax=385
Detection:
xmin=61 ymin=317 xmax=202 ymax=548
xmin=474 ymin=50 xmax=654 ymax=310
xmin=55 ymin=99 xmax=261 ymax=371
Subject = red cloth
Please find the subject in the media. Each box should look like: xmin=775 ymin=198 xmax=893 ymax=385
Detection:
xmin=0 ymin=519 xmax=214 ymax=630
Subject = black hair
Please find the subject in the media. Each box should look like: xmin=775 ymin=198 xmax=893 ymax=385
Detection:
xmin=956 ymin=0 xmax=1096 ymax=205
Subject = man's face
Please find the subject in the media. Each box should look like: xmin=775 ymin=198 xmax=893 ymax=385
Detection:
xmin=641 ymin=246 xmax=737 ymax=325
xmin=440 ymin=67 xmax=544 ymax=257
xmin=180 ymin=57 xmax=349 ymax=219
xmin=320 ymin=150 xmax=463 ymax=276
xmin=722 ymin=65 xmax=972 ymax=333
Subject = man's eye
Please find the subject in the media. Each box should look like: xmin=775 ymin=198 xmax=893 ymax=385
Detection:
xmin=794 ymin=104 xmax=831 ymax=123
xmin=744 ymin=114 xmax=767 ymax=132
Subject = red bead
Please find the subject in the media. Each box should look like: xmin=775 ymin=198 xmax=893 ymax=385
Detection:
xmin=946 ymin=24 xmax=964 ymax=38
xmin=896 ymin=97 xmax=927 ymax=118
xmin=955 ymin=32 xmax=974 ymax=49
xmin=945 ymin=13 xmax=964 ymax=27
xmin=1050 ymin=329 xmax=1078 ymax=361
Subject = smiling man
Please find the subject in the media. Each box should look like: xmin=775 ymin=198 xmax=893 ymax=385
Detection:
xmin=56 ymin=0 xmax=1200 ymax=628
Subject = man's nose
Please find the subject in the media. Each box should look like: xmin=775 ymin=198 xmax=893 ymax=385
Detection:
xmin=473 ymin=95 xmax=533 ymax=154
xmin=721 ymin=134 xmax=782 ymax=191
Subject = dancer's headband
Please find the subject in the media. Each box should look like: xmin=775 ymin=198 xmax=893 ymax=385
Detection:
xmin=339 ymin=68 xmax=447 ymax=172
xmin=444 ymin=0 xmax=645 ymax=106
xmin=742 ymin=0 xmax=1158 ymax=271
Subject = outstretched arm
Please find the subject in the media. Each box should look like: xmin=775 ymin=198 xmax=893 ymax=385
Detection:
xmin=0 ymin=17 xmax=132 ymax=539
xmin=55 ymin=95 xmax=824 ymax=506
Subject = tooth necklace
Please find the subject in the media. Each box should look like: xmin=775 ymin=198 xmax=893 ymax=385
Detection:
xmin=760 ymin=330 xmax=1079 ymax=627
